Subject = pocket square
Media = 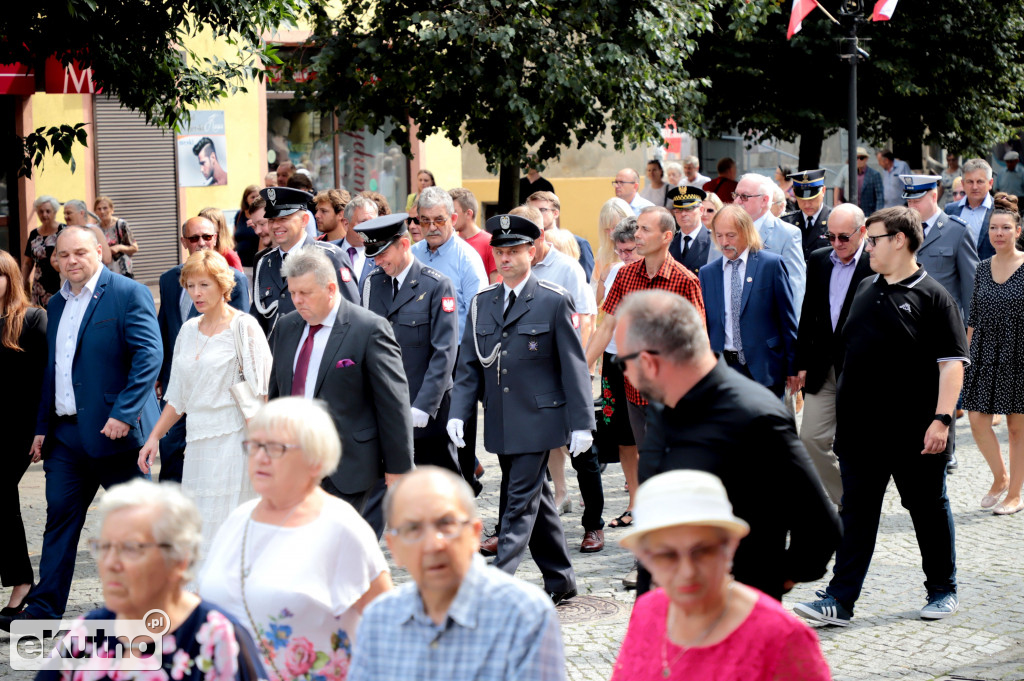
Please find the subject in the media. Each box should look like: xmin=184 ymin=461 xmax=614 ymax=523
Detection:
xmin=336 ymin=359 xmax=356 ymax=368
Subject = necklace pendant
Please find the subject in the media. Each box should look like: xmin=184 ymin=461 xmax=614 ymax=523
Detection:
xmin=661 ymin=667 xmax=671 ymax=678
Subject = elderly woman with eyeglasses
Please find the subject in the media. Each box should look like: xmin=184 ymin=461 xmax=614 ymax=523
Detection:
xmin=610 ymin=470 xmax=831 ymax=681
xmin=37 ymin=479 xmax=267 ymax=681
xmin=199 ymin=397 xmax=392 ymax=681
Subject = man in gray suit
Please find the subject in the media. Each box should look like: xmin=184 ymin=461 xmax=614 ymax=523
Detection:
xmin=448 ymin=214 xmax=595 ymax=605
xmin=727 ymin=173 xmax=807 ymax=316
xmin=360 ymin=213 xmax=461 ymax=475
xmin=269 ymin=246 xmax=414 ymax=537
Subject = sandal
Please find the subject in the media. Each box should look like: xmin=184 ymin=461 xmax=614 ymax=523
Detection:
xmin=608 ymin=510 xmax=634 ymax=528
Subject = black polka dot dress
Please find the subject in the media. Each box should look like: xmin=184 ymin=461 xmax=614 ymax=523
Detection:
xmin=962 ymin=259 xmax=1024 ymax=414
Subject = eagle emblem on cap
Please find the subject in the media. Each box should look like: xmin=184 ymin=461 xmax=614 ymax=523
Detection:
xmin=357 ymin=232 xmax=369 ymax=242
xmin=267 ymin=188 xmax=276 ymax=204
xmin=500 ymin=215 xmax=511 ymax=232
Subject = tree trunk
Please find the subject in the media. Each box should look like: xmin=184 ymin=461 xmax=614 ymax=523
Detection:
xmin=798 ymin=127 xmax=824 ymax=170
xmin=497 ymin=162 xmax=519 ymax=214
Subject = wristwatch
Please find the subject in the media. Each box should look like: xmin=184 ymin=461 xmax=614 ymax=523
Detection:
xmin=933 ymin=413 xmax=952 ymax=426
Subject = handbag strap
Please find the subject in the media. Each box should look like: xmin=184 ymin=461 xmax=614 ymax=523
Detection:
xmin=230 ymin=312 xmax=246 ymax=380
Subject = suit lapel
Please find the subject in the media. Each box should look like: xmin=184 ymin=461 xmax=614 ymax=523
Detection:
xmin=489 ymin=285 xmax=507 ymax=329
xmin=502 ymin=276 xmax=536 ymax=328
xmin=314 ymin=302 xmax=352 ymax=395
xmin=919 ymin=214 xmax=944 ymax=251
xmin=76 ymin=268 xmax=110 ymax=348
xmin=740 ymin=252 xmax=758 ymax=314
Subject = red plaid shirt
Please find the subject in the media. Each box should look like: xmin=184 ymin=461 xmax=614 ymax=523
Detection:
xmin=602 ymin=256 xmax=706 ymax=405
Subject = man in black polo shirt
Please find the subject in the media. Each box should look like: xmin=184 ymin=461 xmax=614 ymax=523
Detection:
xmin=795 ymin=206 xmax=969 ymax=627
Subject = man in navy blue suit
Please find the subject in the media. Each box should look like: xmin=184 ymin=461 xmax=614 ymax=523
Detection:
xmin=155 ymin=215 xmax=250 ymax=482
xmin=1 ymin=226 xmax=162 ymax=629
xmin=699 ymin=204 xmax=798 ymax=397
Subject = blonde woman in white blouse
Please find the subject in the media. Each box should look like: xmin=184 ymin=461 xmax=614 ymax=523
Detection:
xmin=140 ymin=249 xmax=272 ymax=560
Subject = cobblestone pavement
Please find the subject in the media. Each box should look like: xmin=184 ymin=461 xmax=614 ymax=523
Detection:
xmin=3 ymin=415 xmax=1024 ymax=680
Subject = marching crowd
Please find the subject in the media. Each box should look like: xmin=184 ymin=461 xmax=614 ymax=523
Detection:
xmin=2 ymin=151 xmax=1023 ymax=680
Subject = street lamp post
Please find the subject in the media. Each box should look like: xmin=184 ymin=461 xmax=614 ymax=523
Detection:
xmin=839 ymin=1 xmax=867 ymax=206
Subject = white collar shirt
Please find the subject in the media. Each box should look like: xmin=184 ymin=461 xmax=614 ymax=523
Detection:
xmin=292 ymin=292 xmax=342 ymax=399
xmin=721 ymin=249 xmax=750 ymax=352
xmin=55 ymin=266 xmax=106 ymax=415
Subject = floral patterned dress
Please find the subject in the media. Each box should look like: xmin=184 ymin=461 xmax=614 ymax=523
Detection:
xmin=24 ymin=224 xmax=65 ymax=306
xmin=37 ymin=600 xmax=267 ymax=681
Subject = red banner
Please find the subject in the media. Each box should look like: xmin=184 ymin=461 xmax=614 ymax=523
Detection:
xmin=44 ymin=57 xmax=100 ymax=94
xmin=0 ymin=63 xmax=35 ymax=95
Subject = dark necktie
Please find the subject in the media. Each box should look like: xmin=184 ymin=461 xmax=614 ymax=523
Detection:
xmin=392 ymin=277 xmax=400 ymax=300
xmin=681 ymin=235 xmax=692 ymax=259
xmin=504 ymin=290 xmax=517 ymax=320
xmin=348 ymin=246 xmax=358 ymax=268
xmin=806 ymin=215 xmax=814 ymax=233
xmin=291 ymin=324 xmax=323 ymax=396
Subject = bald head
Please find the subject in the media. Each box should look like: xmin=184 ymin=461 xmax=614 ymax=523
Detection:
xmin=181 ymin=216 xmax=219 ymax=255
xmin=384 ymin=467 xmax=478 ymax=527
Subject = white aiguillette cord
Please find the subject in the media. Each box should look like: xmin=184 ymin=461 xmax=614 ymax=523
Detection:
xmin=470 ymin=295 xmax=502 ymax=384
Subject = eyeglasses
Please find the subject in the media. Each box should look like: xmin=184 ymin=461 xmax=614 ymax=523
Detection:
xmin=241 ymin=440 xmax=301 ymax=458
xmin=865 ymin=233 xmax=898 ymax=247
xmin=406 ymin=216 xmax=420 ymax=225
xmin=731 ymin=193 xmax=764 ymax=202
xmin=615 ymin=246 xmax=637 ymax=257
xmin=386 ymin=515 xmax=473 ymax=544
xmin=612 ymin=180 xmax=636 ymax=186
xmin=418 ymin=217 xmax=449 ymax=228
xmin=640 ymin=540 xmax=728 ymax=572
xmin=536 ymin=207 xmax=553 ymax=213
xmin=826 ymin=230 xmax=858 ymax=243
xmin=88 ymin=540 xmax=172 ymax=561
xmin=857 ymin=155 xmax=869 ymax=160
xmin=951 ymin=191 xmax=966 ymax=199
xmin=610 ymin=349 xmax=660 ymax=371
xmin=186 ymin=234 xmax=217 ymax=244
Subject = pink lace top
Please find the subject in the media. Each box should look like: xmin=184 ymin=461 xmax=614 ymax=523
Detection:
xmin=610 ymin=588 xmax=831 ymax=681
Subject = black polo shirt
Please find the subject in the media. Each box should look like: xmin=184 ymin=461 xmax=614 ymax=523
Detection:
xmin=835 ymin=268 xmax=969 ymax=456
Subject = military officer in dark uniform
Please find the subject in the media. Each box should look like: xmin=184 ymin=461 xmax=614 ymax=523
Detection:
xmin=448 ymin=214 xmax=595 ymax=605
xmin=783 ymin=168 xmax=832 ymax=261
xmin=359 ymin=213 xmax=462 ymax=474
xmin=667 ymin=186 xmax=711 ymax=274
xmin=251 ymin=186 xmax=360 ymax=340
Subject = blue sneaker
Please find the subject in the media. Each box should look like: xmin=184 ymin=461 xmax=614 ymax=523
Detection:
xmin=921 ymin=592 xmax=959 ymax=620
xmin=793 ymin=590 xmax=852 ymax=626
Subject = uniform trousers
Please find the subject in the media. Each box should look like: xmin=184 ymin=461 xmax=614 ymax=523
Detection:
xmin=569 ymin=445 xmax=605 ymax=532
xmin=826 ymin=445 xmax=956 ymax=613
xmin=412 ymin=391 xmax=462 ymax=476
xmin=494 ymin=450 xmax=576 ymax=593
xmin=799 ymin=368 xmax=843 ymax=505
xmin=28 ymin=419 xmax=141 ymax=619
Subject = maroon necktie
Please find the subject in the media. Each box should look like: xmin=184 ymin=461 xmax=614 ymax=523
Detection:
xmin=291 ymin=324 xmax=323 ymax=396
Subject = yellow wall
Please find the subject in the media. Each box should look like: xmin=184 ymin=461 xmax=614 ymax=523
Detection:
xmin=29 ymin=94 xmax=90 ymax=212
xmin=461 ymin=177 xmax=608 ymax=250
xmin=424 ymin=133 xmax=462 ymax=193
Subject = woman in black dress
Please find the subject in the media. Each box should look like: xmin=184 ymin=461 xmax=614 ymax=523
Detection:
xmin=0 ymin=249 xmax=47 ymax=614
xmin=963 ymin=193 xmax=1024 ymax=514
xmin=20 ymin=195 xmax=64 ymax=306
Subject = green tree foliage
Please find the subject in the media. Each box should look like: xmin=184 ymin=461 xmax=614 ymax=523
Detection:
xmin=2 ymin=0 xmax=303 ymax=177
xmin=304 ymin=0 xmax=720 ymax=207
xmin=689 ymin=0 xmax=1024 ymax=165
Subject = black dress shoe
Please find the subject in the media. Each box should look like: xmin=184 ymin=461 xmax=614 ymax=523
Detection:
xmin=0 ymin=611 xmax=33 ymax=633
xmin=1 ymin=584 xmax=34 ymax=617
xmin=549 ymin=588 xmax=577 ymax=606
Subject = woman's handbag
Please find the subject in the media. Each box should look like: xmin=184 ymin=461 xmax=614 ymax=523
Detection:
xmin=228 ymin=314 xmax=262 ymax=420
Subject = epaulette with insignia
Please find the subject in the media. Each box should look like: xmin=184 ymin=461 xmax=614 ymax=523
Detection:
xmin=479 ymin=282 xmax=501 ymax=293
xmin=421 ymin=266 xmax=443 ymax=280
xmin=947 ymin=214 xmax=969 ymax=228
xmin=538 ymin=281 xmax=567 ymax=295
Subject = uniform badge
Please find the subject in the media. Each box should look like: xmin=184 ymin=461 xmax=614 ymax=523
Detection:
xmin=746 ymin=277 xmax=753 ymax=283
xmin=441 ymin=297 xmax=455 ymax=313
xmin=340 ymin=268 xmax=352 ymax=283
xmin=267 ymin=188 xmax=276 ymax=205
xmin=500 ymin=215 xmax=511 ymax=233
xmin=528 ymin=338 xmax=539 ymax=352
xmin=571 ymin=313 xmax=580 ymax=329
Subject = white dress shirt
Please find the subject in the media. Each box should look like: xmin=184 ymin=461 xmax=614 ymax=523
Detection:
xmin=503 ymin=277 xmax=529 ymax=308
xmin=55 ymin=266 xmax=106 ymax=415
xmin=393 ymin=259 xmax=414 ymax=293
xmin=922 ymin=210 xmax=940 ymax=240
xmin=292 ymin=292 xmax=343 ymax=399
xmin=721 ymin=248 xmax=750 ymax=352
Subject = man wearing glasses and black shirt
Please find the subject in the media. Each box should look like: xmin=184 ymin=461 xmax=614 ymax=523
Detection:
xmin=793 ymin=203 xmax=872 ymax=506
xmin=796 ymin=206 xmax=969 ymax=627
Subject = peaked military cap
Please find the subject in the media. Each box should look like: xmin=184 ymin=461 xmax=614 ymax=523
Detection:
xmin=486 ymin=214 xmax=542 ymax=248
xmin=356 ymin=213 xmax=410 ymax=257
xmin=260 ymin=186 xmax=314 ymax=219
xmin=899 ymin=174 xmax=942 ymax=200
xmin=668 ymin=186 xmax=707 ymax=210
xmin=787 ymin=169 xmax=827 ymax=200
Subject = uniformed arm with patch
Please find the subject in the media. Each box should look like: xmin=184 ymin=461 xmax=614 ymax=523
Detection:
xmin=546 ymin=284 xmax=596 ymax=434
xmin=365 ymin=314 xmax=414 ymax=475
xmin=413 ymin=270 xmax=458 ymax=417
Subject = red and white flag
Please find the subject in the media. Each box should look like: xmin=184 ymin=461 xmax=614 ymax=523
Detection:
xmin=872 ymin=0 xmax=899 ymax=20
xmin=787 ymin=0 xmax=820 ymax=39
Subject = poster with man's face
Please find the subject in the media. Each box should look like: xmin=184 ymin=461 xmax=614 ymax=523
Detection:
xmin=177 ymin=111 xmax=227 ymax=187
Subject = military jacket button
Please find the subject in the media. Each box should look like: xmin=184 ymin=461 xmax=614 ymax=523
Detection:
xmin=503 ymin=387 xmax=509 ymax=393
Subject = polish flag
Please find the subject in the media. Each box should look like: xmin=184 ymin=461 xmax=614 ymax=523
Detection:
xmin=872 ymin=0 xmax=899 ymax=20
xmin=787 ymin=0 xmax=820 ymax=39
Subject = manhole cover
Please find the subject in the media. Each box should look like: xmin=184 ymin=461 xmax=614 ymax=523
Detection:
xmin=556 ymin=595 xmax=629 ymax=624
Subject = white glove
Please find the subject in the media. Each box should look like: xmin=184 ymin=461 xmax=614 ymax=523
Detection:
xmin=411 ymin=407 xmax=430 ymax=429
xmin=568 ymin=430 xmax=594 ymax=458
xmin=446 ymin=419 xmax=466 ymax=448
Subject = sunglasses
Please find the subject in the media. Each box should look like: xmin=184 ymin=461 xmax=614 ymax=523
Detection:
xmin=826 ymin=230 xmax=857 ymax=243
xmin=406 ymin=216 xmax=420 ymax=225
xmin=186 ymin=234 xmax=216 ymax=244
xmin=610 ymin=349 xmax=660 ymax=371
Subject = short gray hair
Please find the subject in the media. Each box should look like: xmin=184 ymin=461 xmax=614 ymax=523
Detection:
xmin=343 ymin=195 xmax=379 ymax=223
xmin=639 ymin=205 xmax=675 ymax=234
xmin=247 ymin=397 xmax=341 ymax=477
xmin=417 ymin=186 xmax=454 ymax=215
xmin=280 ymin=246 xmax=336 ymax=288
xmin=611 ymin=216 xmax=638 ymax=243
xmin=383 ymin=466 xmax=478 ymax=526
xmin=95 ymin=479 xmax=202 ymax=582
xmin=771 ymin=185 xmax=786 ymax=206
xmin=962 ymin=158 xmax=993 ymax=180
xmin=831 ymin=202 xmax=866 ymax=227
xmin=617 ymin=290 xmax=710 ymax=364
xmin=33 ymin=195 xmax=60 ymax=213
xmin=739 ymin=173 xmax=775 ymax=197
xmin=682 ymin=155 xmax=700 ymax=168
